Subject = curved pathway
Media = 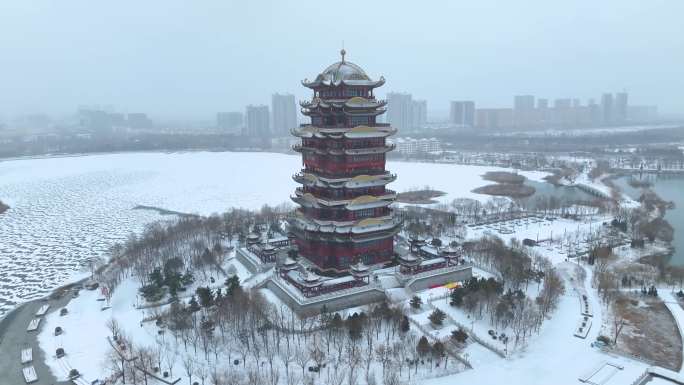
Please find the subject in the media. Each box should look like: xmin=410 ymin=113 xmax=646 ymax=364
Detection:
xmin=662 ymin=291 xmax=684 ymax=373
xmin=0 ymin=286 xmax=79 ymax=385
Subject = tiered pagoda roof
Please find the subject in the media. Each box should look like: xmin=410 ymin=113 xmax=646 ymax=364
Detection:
xmin=291 ymin=190 xmax=396 ymax=210
xmin=289 ymin=50 xmax=401 ymax=273
xmin=301 ymin=52 xmax=385 ymax=89
xmin=293 ymin=172 xmax=397 ymax=189
xmin=291 ymin=125 xmax=397 ymax=139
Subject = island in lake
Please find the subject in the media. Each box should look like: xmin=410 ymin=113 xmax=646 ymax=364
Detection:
xmin=473 ymin=171 xmax=536 ymax=198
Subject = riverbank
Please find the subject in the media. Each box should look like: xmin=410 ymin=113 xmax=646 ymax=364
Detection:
xmin=0 ymin=279 xmax=87 ymax=385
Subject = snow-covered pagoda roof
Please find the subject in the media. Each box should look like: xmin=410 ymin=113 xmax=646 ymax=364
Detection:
xmin=350 ymin=261 xmax=371 ymax=278
xmin=300 ymin=97 xmax=386 ymax=110
xmin=399 ymin=253 xmax=421 ymax=266
xmin=441 ymin=245 xmax=461 ymax=256
xmin=302 ymin=50 xmax=385 ymax=89
xmin=293 ymin=143 xmax=394 ymax=156
xmin=291 ymin=190 xmax=395 ymax=209
xmin=300 ymin=271 xmax=323 ymax=286
xmin=292 ymin=171 xmax=397 ymax=189
xmin=290 ymin=212 xmax=402 ymax=237
xmin=281 ymin=257 xmax=298 ymax=270
xmin=291 ymin=125 xmax=396 ymax=139
xmin=262 ymin=243 xmax=276 ymax=253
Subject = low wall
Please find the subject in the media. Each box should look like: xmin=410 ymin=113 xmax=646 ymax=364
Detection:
xmin=236 ymin=247 xmax=272 ymax=274
xmin=265 ymin=279 xmax=387 ymax=317
xmin=406 ymin=265 xmax=473 ymax=292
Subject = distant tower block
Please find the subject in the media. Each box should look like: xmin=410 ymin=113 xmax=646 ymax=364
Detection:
xmin=290 ymin=50 xmax=401 ymax=274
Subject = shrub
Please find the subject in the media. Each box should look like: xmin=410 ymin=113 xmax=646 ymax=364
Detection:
xmin=451 ymin=328 xmax=468 ymax=344
xmin=428 ymin=309 xmax=446 ymax=327
xmin=597 ymin=335 xmax=612 ymax=345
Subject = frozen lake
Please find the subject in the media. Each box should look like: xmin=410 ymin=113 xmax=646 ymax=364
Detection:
xmin=0 ymin=151 xmax=546 ymax=318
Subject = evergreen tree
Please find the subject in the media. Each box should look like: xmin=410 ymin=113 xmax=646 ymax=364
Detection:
xmin=417 ymin=336 xmax=431 ymax=357
xmin=432 ymin=341 xmax=445 ymax=361
xmin=410 ymin=295 xmax=423 ymax=310
xmin=149 ymin=268 xmax=164 ymax=288
xmin=451 ymin=328 xmax=468 ymax=344
xmin=196 ymin=287 xmax=214 ymax=308
xmin=225 ymin=275 xmax=241 ymax=296
xmin=450 ymin=287 xmax=465 ymax=307
xmin=347 ymin=314 xmax=363 ymax=341
xmin=428 ymin=309 xmax=446 ymax=327
xmin=181 ymin=271 xmax=195 ymax=286
xmin=400 ymin=315 xmax=410 ymax=333
xmin=188 ymin=295 xmax=200 ymax=312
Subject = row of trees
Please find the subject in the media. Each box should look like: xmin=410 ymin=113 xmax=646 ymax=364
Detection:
xmin=97 ymin=206 xmax=469 ymax=385
xmin=99 ymin=205 xmax=290 ymax=298
xmin=107 ymin=282 xmax=466 ymax=385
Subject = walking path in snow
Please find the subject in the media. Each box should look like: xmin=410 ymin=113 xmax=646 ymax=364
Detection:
xmin=423 ymin=263 xmax=648 ymax=385
xmin=661 ymin=291 xmax=684 ymax=373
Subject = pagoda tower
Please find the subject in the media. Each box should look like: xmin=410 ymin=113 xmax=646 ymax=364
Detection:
xmin=290 ymin=50 xmax=401 ymax=274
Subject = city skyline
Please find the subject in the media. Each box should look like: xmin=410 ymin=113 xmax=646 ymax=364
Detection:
xmin=1 ymin=0 xmax=683 ymax=120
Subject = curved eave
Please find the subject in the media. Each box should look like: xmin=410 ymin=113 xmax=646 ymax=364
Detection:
xmin=343 ymin=108 xmax=385 ymax=117
xmin=293 ymin=172 xmax=397 ymax=188
xmin=294 ymin=145 xmax=394 ymax=155
xmin=344 ymin=145 xmax=395 ymax=155
xmin=344 ymin=131 xmax=393 ymax=139
xmin=291 ymin=125 xmax=397 ymax=139
xmin=301 ymin=98 xmax=386 ymax=110
xmin=294 ymin=189 xmax=396 ymax=208
xmin=301 ymin=77 xmax=385 ymax=89
xmin=290 ymin=215 xmax=401 ymax=236
xmin=345 ymin=98 xmax=387 ymax=109
xmin=346 ymin=200 xmax=393 ymax=211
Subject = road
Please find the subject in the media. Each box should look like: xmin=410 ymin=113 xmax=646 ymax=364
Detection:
xmin=0 ymin=283 xmax=82 ymax=385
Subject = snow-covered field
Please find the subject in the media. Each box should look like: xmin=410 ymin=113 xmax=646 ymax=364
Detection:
xmin=0 ymin=151 xmax=545 ymax=318
xmin=422 ymin=263 xmax=649 ymax=385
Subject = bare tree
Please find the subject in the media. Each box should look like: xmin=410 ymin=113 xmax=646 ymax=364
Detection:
xmin=294 ymin=345 xmax=310 ymax=379
xmin=182 ymin=355 xmax=195 ymax=385
xmin=611 ymin=301 xmax=628 ymax=345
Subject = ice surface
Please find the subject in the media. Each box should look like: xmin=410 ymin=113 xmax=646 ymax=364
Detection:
xmin=0 ymin=151 xmax=544 ymax=317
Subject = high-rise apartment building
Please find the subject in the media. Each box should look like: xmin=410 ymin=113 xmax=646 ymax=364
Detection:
xmin=411 ymin=99 xmax=427 ymax=129
xmin=615 ymin=92 xmax=628 ymax=123
xmin=272 ymin=93 xmax=297 ymax=136
xmin=386 ymin=92 xmax=413 ymax=131
xmin=601 ymin=93 xmax=614 ymax=125
xmin=245 ymin=105 xmax=270 ymax=137
xmin=450 ymin=101 xmax=475 ymax=127
xmin=513 ymin=95 xmax=535 ymax=127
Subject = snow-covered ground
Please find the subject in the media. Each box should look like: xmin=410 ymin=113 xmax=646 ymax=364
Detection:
xmin=38 ymin=279 xmax=153 ymax=383
xmin=466 ymin=214 xmax=613 ymax=265
xmin=16 ymin=151 xmax=660 ymax=384
xmin=0 ymin=151 xmax=547 ymax=318
xmin=422 ymin=263 xmax=649 ymax=385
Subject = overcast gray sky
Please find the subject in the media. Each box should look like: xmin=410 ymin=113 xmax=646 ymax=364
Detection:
xmin=1 ymin=0 xmax=682 ymax=120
